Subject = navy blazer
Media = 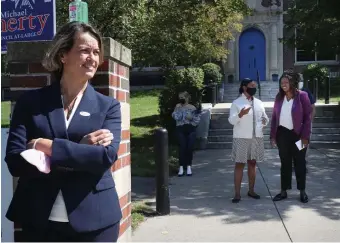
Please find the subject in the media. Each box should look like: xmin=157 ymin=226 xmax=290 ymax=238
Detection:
xmin=5 ymin=81 xmax=122 ymax=232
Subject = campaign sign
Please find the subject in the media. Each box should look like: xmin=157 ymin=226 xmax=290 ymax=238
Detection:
xmin=1 ymin=0 xmax=56 ymax=53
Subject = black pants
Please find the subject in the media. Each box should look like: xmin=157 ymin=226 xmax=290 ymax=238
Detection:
xmin=21 ymin=221 xmax=120 ymax=242
xmin=276 ymin=126 xmax=307 ymax=191
xmin=177 ymin=125 xmax=197 ymax=168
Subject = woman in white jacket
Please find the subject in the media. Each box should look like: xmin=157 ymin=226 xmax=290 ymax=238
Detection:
xmin=228 ymin=78 xmax=269 ymax=203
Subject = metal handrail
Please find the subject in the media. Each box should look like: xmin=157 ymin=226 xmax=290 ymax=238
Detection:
xmin=256 ymin=70 xmax=261 ymax=99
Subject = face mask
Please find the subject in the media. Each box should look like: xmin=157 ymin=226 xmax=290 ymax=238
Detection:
xmin=246 ymin=87 xmax=257 ymax=96
xmin=179 ymin=98 xmax=186 ymax=104
xmin=298 ymin=82 xmax=304 ymax=90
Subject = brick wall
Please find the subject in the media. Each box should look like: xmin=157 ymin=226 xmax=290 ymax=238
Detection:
xmin=5 ymin=38 xmax=132 ymax=242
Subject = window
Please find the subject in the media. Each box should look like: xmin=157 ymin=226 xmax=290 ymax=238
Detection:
xmin=294 ymin=0 xmax=337 ymax=63
xmin=295 ymin=30 xmax=337 ymax=63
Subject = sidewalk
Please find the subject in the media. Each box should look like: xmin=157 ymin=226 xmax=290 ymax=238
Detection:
xmin=132 ymin=149 xmax=340 ymax=242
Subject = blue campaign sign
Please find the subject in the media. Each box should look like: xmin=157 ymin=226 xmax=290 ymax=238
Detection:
xmin=1 ymin=0 xmax=56 ymax=53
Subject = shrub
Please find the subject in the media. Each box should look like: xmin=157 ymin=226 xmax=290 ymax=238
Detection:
xmin=159 ymin=68 xmax=204 ymax=139
xmin=201 ymin=63 xmax=223 ymax=84
xmin=303 ymin=63 xmax=328 ymax=83
xmin=303 ymin=63 xmax=328 ymax=96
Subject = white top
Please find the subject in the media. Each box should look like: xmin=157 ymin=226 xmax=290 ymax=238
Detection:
xmin=48 ymin=92 xmax=83 ymax=222
xmin=279 ymin=96 xmax=294 ymax=130
xmin=228 ymin=94 xmax=269 ymax=139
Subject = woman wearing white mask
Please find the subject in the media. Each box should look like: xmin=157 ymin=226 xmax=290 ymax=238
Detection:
xmin=172 ymin=91 xmax=201 ymax=176
xmin=298 ymin=75 xmax=316 ymax=122
xmin=228 ymin=78 xmax=269 ymax=203
xmin=297 ymin=74 xmax=316 ymax=173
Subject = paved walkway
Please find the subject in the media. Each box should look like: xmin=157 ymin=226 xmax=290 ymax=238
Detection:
xmin=132 ymin=148 xmax=340 ymax=242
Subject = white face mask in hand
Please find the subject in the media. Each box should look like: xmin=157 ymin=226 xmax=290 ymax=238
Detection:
xmin=298 ymin=81 xmax=304 ymax=90
xmin=20 ymin=149 xmax=51 ymax=173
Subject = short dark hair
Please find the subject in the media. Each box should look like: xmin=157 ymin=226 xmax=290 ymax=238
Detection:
xmin=42 ymin=21 xmax=103 ymax=81
xmin=239 ymin=78 xmax=253 ymax=94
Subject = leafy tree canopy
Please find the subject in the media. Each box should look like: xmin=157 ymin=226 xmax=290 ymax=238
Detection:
xmin=2 ymin=0 xmax=250 ymax=73
xmin=282 ymin=0 xmax=340 ymax=55
xmin=58 ymin=0 xmax=249 ymax=68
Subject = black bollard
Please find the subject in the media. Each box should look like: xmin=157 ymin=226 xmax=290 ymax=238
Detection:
xmin=211 ymin=83 xmax=217 ymax=106
xmin=154 ymin=128 xmax=170 ymax=215
xmin=314 ymin=77 xmax=319 ymax=102
xmin=256 ymin=70 xmax=261 ymax=99
xmin=325 ymin=75 xmax=330 ymax=104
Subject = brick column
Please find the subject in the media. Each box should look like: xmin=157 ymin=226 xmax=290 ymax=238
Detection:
xmin=6 ymin=38 xmax=132 ymax=242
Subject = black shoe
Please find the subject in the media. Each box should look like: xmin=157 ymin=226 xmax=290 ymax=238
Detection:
xmin=300 ymin=192 xmax=308 ymax=203
xmin=248 ymin=192 xmax=260 ymax=199
xmin=273 ymin=192 xmax=287 ymax=201
xmin=232 ymin=197 xmax=241 ymax=203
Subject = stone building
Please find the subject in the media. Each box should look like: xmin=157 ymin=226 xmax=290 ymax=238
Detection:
xmin=224 ymin=0 xmax=284 ymax=82
xmin=224 ymin=0 xmax=339 ymax=82
xmin=130 ymin=0 xmax=339 ymax=86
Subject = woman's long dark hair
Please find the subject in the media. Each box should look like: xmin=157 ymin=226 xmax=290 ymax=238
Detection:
xmin=276 ymin=70 xmax=300 ymax=101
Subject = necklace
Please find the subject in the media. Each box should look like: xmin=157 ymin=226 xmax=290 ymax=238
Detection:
xmin=62 ymin=96 xmax=78 ymax=120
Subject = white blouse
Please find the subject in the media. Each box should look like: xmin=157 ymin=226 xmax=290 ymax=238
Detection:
xmin=279 ymin=96 xmax=294 ymax=130
xmin=228 ymin=94 xmax=269 ymax=139
xmin=48 ymin=92 xmax=83 ymax=222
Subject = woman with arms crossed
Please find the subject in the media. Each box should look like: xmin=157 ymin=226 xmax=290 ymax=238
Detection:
xmin=5 ymin=22 xmax=122 ymax=242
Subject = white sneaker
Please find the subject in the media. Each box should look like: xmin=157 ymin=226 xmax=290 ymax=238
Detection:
xmin=187 ymin=166 xmax=192 ymax=176
xmin=178 ymin=166 xmax=184 ymax=176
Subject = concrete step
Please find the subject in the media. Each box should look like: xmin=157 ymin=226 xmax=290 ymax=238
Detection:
xmin=312 ymin=123 xmax=340 ymax=128
xmin=206 ymin=141 xmax=340 ymax=149
xmin=224 ymin=89 xmax=278 ymax=93
xmin=223 ymin=98 xmax=276 ymax=102
xmin=310 ymin=141 xmax=340 ymax=149
xmin=223 ymin=88 xmax=279 ymax=94
xmin=208 ymin=134 xmax=340 ymax=142
xmin=211 ymin=112 xmax=340 ymax=119
xmin=224 ymin=88 xmax=279 ymax=92
xmin=210 ymin=117 xmax=340 ymax=127
xmin=211 ymin=107 xmax=339 ymax=118
xmin=207 ymin=141 xmax=274 ymax=149
xmin=211 ymin=103 xmax=340 ymax=116
xmin=209 ymin=127 xmax=340 ymax=136
xmin=210 ymin=121 xmax=340 ymax=130
xmin=224 ymin=81 xmax=279 ymax=86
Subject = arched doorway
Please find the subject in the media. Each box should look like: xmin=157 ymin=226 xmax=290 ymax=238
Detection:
xmin=239 ymin=28 xmax=266 ymax=81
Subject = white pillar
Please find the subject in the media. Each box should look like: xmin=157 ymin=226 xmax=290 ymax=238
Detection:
xmin=227 ymin=40 xmax=235 ymax=69
xmin=271 ymin=23 xmax=278 ymax=69
xmin=278 ymin=12 xmax=284 ymax=75
xmin=246 ymin=0 xmax=256 ymax=9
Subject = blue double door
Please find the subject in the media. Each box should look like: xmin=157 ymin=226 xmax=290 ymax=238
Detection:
xmin=239 ymin=28 xmax=266 ymax=81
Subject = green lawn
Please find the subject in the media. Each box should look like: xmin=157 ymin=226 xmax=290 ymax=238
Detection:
xmin=130 ymin=89 xmax=178 ymax=177
xmin=1 ymin=101 xmax=10 ymax=127
xmin=131 ymin=201 xmax=157 ymax=231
